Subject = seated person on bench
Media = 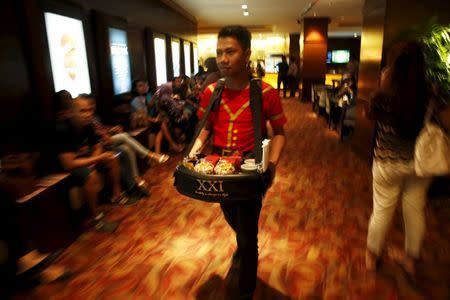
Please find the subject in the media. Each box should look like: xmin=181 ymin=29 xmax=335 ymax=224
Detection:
xmin=81 ymin=94 xmax=169 ymax=198
xmin=54 ymin=95 xmax=125 ymax=232
xmin=131 ymin=78 xmax=184 ymax=154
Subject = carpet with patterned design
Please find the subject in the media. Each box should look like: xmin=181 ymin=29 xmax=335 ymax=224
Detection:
xmin=14 ymin=99 xmax=449 ymax=300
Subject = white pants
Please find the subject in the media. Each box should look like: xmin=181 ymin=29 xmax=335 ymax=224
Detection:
xmin=111 ymin=132 xmax=150 ymax=159
xmin=367 ymin=159 xmax=432 ymax=258
xmin=111 ymin=132 xmax=151 ymax=180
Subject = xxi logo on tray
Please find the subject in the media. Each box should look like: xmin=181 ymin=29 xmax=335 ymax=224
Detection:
xmin=196 ymin=179 xmax=224 ymax=192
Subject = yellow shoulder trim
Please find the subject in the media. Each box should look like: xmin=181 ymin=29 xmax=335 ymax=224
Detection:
xmin=262 ymin=86 xmax=273 ymax=94
xmin=208 ymin=84 xmax=215 ymax=92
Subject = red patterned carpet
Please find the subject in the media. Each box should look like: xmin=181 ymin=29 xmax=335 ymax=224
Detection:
xmin=15 ymin=100 xmax=449 ymax=299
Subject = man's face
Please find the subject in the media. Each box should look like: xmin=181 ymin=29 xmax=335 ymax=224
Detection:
xmin=136 ymin=81 xmax=149 ymax=95
xmin=173 ymin=77 xmax=182 ymax=89
xmin=73 ymin=98 xmax=94 ymax=127
xmin=216 ymin=37 xmax=250 ymax=78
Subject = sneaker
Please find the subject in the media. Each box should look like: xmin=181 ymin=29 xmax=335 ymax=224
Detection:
xmin=148 ymin=152 xmax=170 ymax=164
xmin=124 ymin=193 xmax=141 ymax=205
xmin=94 ymin=220 xmax=119 ymax=233
xmin=111 ymin=192 xmax=136 ymax=205
xmin=158 ymin=154 xmax=170 ymax=164
xmin=135 ymin=185 xmax=151 ymax=198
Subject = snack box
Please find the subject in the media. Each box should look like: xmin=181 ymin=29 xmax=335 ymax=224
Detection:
xmin=221 ymin=155 xmax=242 ymax=170
xmin=203 ymin=154 xmax=220 ymax=166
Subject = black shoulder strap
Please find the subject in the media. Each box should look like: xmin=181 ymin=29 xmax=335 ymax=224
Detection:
xmin=184 ymin=79 xmax=225 ymax=157
xmin=250 ymin=78 xmax=263 ymax=164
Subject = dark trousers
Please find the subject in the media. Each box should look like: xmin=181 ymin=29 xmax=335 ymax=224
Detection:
xmin=105 ymin=145 xmax=135 ymax=192
xmin=277 ymin=75 xmax=288 ymax=98
xmin=288 ymin=75 xmax=298 ymax=97
xmin=220 ymin=198 xmax=262 ymax=297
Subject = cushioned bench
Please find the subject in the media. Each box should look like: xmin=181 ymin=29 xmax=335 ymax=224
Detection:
xmin=16 ymin=173 xmax=70 ymax=204
xmin=0 ymin=172 xmax=76 ymax=252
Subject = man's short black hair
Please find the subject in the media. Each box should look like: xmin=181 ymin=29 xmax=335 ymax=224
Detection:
xmin=54 ymin=90 xmax=73 ymax=112
xmin=77 ymin=93 xmax=94 ymax=99
xmin=218 ymin=25 xmax=251 ymax=51
xmin=74 ymin=93 xmax=95 ymax=104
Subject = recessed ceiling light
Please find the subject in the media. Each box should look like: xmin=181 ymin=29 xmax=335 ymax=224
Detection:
xmin=354 ymin=33 xmax=357 ymax=37
xmin=242 ymin=4 xmax=248 ymax=9
xmin=243 ymin=11 xmax=249 ymax=16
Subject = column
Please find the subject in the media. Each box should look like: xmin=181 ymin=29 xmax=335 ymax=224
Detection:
xmin=301 ymin=17 xmax=329 ymax=101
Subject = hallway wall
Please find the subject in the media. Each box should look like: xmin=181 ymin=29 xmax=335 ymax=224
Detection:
xmin=0 ymin=0 xmax=197 ymax=151
xmin=354 ymin=0 xmax=450 ymax=162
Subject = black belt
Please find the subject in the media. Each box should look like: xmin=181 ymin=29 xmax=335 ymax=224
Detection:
xmin=212 ymin=146 xmax=254 ymax=159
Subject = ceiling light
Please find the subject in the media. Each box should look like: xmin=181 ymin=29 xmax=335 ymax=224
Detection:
xmin=354 ymin=33 xmax=358 ymax=38
xmin=243 ymin=11 xmax=249 ymax=16
xmin=241 ymin=4 xmax=248 ymax=9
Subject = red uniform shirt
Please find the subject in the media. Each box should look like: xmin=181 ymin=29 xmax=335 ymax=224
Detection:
xmin=198 ymin=81 xmax=287 ymax=154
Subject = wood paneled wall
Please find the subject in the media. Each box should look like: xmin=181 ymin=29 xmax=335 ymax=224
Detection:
xmin=127 ymin=27 xmax=147 ymax=82
xmin=0 ymin=0 xmax=197 ymax=151
xmin=350 ymin=0 xmax=386 ymax=162
xmin=71 ymin=0 xmax=197 ymax=42
xmin=0 ymin=0 xmax=33 ymax=153
xmin=354 ymin=0 xmax=450 ymax=163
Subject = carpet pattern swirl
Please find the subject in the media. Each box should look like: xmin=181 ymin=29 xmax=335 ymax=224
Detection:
xmin=16 ymin=100 xmax=449 ymax=300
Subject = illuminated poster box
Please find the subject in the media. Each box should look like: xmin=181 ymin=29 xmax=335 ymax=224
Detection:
xmin=154 ymin=37 xmax=167 ymax=86
xmin=44 ymin=12 xmax=91 ymax=96
xmin=109 ymin=28 xmax=131 ymax=95
xmin=171 ymin=39 xmax=180 ymax=77
xmin=193 ymin=45 xmax=199 ymax=74
xmin=184 ymin=41 xmax=191 ymax=76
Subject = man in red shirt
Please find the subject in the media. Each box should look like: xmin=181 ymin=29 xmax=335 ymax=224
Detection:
xmin=190 ymin=25 xmax=287 ymax=299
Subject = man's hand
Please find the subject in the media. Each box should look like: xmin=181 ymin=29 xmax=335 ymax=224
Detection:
xmin=148 ymin=116 xmax=160 ymax=123
xmin=102 ymin=134 xmax=113 ymax=145
xmin=99 ymin=152 xmax=118 ymax=162
xmin=188 ymin=139 xmax=203 ymax=158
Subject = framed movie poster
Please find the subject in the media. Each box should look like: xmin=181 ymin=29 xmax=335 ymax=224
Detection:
xmin=154 ymin=36 xmax=167 ymax=86
xmin=171 ymin=38 xmax=180 ymax=77
xmin=44 ymin=12 xmax=91 ymax=96
xmin=193 ymin=44 xmax=199 ymax=74
xmin=183 ymin=41 xmax=191 ymax=76
xmin=109 ymin=27 xmax=131 ymax=95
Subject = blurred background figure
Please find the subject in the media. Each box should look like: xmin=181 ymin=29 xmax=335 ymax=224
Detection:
xmin=365 ymin=41 xmax=434 ymax=285
xmin=276 ymin=55 xmax=289 ymax=98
